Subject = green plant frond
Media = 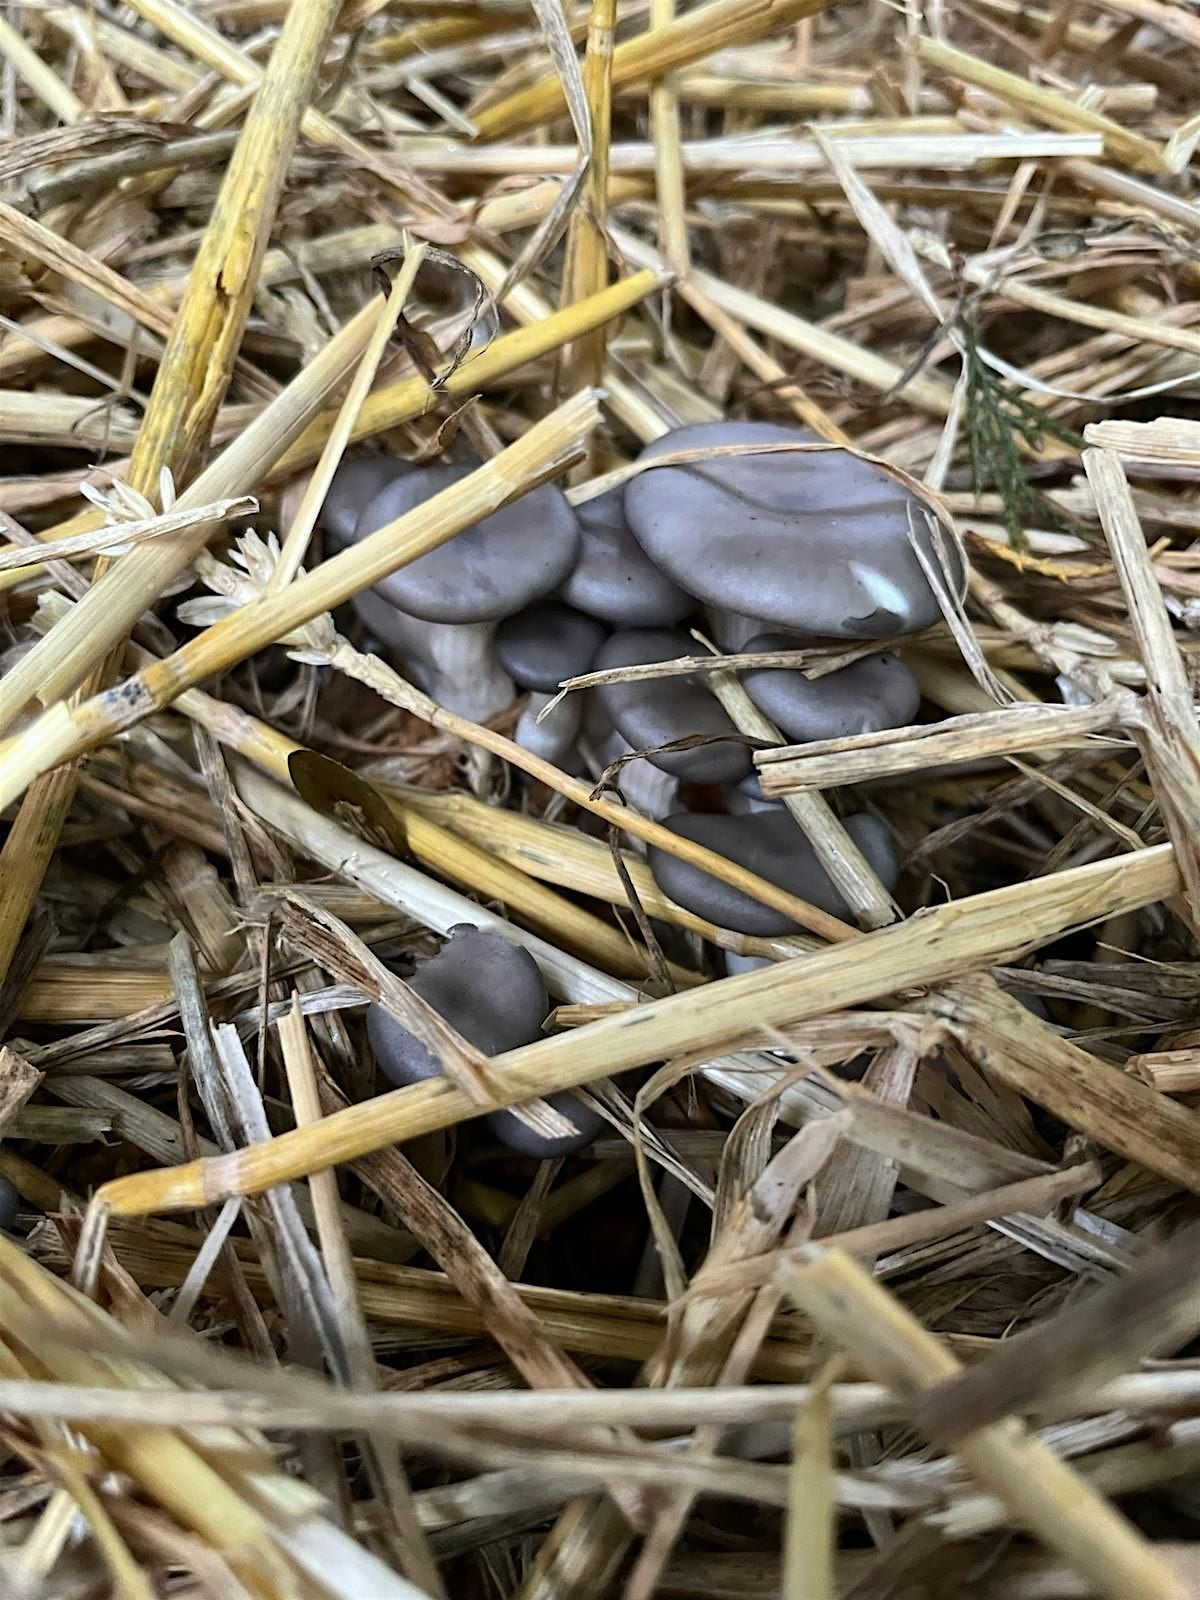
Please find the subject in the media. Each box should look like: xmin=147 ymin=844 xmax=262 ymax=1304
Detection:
xmin=961 ymin=308 xmax=1083 ymax=553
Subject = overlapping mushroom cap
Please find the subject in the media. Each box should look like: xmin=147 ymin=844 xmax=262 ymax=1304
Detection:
xmin=742 ymin=633 xmax=921 ymax=743
xmin=647 ymin=810 xmax=899 ymax=936
xmin=359 ymin=460 xmax=580 ymax=623
xmin=495 ymin=603 xmax=607 ymax=694
xmin=496 ymin=603 xmax=607 ymax=764
xmin=319 ymin=456 xmax=410 ymax=550
xmin=367 ymin=925 xmax=601 ymax=1158
xmin=623 ymin=420 xmax=962 ymax=639
xmin=592 ymin=628 xmax=750 ymax=784
xmin=562 ymin=486 xmax=692 ymax=627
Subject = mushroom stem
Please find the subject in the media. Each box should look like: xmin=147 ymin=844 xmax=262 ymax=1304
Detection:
xmin=352 ymin=595 xmax=514 ymax=722
xmin=418 ymin=620 xmax=514 ymax=722
xmin=515 ymin=690 xmax=583 ymax=764
xmin=707 ymin=606 xmax=771 ymax=652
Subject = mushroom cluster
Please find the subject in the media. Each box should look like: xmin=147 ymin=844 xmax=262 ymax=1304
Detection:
xmin=322 ymin=418 xmax=962 ymax=967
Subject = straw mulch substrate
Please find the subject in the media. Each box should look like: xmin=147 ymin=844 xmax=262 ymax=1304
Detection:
xmin=3 ymin=0 xmax=1200 ymax=1596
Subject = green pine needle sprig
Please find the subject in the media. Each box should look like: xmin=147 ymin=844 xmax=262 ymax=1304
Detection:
xmin=961 ymin=309 xmax=1083 ymax=552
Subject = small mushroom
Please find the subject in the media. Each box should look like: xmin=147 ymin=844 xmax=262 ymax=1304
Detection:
xmin=624 ymin=420 xmax=964 ymax=639
xmin=561 ymin=486 xmax=692 ymax=626
xmin=592 ymin=628 xmax=751 ymax=784
xmin=366 ymin=924 xmax=602 ymax=1158
xmin=348 ymin=460 xmax=581 ymax=721
xmin=494 ymin=602 xmax=607 ymax=763
xmin=646 ymin=810 xmax=899 ymax=936
xmin=352 ymin=585 xmax=513 ymax=712
xmin=741 ymin=633 xmax=921 ymax=743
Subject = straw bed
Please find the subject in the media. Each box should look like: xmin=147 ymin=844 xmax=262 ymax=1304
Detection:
xmin=1 ymin=2 xmax=1200 ymax=1597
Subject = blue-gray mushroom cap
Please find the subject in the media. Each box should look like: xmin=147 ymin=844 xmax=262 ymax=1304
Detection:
xmin=623 ymin=421 xmax=963 ymax=639
xmin=647 ymin=810 xmax=899 ymax=935
xmin=562 ymin=486 xmax=692 ymax=627
xmin=742 ymin=633 xmax=921 ymax=743
xmin=495 ymin=603 xmax=607 ymax=693
xmin=357 ymin=461 xmax=581 ymax=624
xmin=367 ymin=925 xmax=601 ymax=1157
xmin=320 ymin=457 xmax=411 ymax=550
xmin=592 ymin=628 xmax=751 ymax=783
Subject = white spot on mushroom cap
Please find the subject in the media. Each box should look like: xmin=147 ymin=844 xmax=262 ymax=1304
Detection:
xmin=847 ymin=561 xmax=914 ymax=629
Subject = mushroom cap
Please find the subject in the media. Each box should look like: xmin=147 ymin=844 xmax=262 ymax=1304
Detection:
xmin=366 ymin=925 xmax=600 ymax=1157
xmin=742 ymin=633 xmax=921 ymax=743
xmin=495 ymin=602 xmax=607 ymax=692
xmin=358 ymin=460 xmax=580 ymax=623
xmin=561 ymin=486 xmax=692 ymax=626
xmin=592 ymin=628 xmax=751 ymax=783
xmin=647 ymin=810 xmax=899 ymax=935
xmin=320 ymin=457 xmax=410 ymax=551
xmin=623 ymin=421 xmax=963 ymax=639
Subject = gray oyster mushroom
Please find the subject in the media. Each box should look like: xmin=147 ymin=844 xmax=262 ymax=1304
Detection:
xmin=592 ymin=628 xmax=751 ymax=784
xmin=624 ymin=420 xmax=963 ymax=640
xmin=495 ymin=602 xmax=607 ymax=763
xmin=562 ymin=486 xmax=692 ymax=627
xmin=366 ymin=924 xmax=602 ymax=1158
xmin=339 ymin=459 xmax=580 ymax=721
xmin=741 ymin=633 xmax=921 ymax=743
xmin=647 ymin=810 xmax=899 ymax=936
